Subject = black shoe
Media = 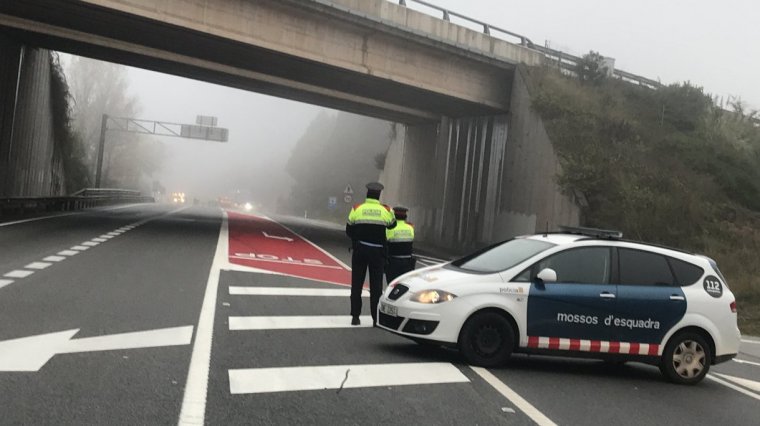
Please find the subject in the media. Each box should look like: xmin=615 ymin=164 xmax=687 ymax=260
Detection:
xmin=351 ymin=316 xmax=360 ymax=326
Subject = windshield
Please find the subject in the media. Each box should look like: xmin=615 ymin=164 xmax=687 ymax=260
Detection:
xmin=450 ymin=238 xmax=556 ymax=273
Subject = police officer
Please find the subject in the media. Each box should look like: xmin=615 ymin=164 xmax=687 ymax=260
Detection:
xmin=385 ymin=206 xmax=415 ymax=284
xmin=346 ymin=182 xmax=396 ymax=326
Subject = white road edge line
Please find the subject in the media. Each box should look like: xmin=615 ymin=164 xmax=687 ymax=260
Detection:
xmin=707 ymin=374 xmax=760 ymax=401
xmin=0 ymin=212 xmax=79 ymax=227
xmin=178 ymin=211 xmax=227 ymax=426
xmin=742 ymin=339 xmax=760 ymax=345
xmin=272 ymin=218 xmax=352 ymax=271
xmin=470 ymin=366 xmax=557 ymax=426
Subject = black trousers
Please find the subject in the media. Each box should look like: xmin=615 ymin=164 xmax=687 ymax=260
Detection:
xmin=351 ymin=244 xmax=385 ymax=322
xmin=385 ymin=257 xmax=415 ymax=284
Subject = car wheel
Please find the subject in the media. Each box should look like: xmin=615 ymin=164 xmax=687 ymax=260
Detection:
xmin=659 ymin=332 xmax=712 ymax=385
xmin=459 ymin=311 xmax=514 ymax=368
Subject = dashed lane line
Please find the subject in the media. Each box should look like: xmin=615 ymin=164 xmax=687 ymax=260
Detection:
xmin=0 ymin=279 xmax=13 ymax=289
xmin=81 ymin=241 xmax=99 ymax=247
xmin=24 ymin=262 xmax=52 ymax=270
xmin=178 ymin=211 xmax=228 ymax=426
xmin=229 ymin=315 xmax=373 ymax=331
xmin=92 ymin=238 xmax=107 ymax=242
xmin=228 ymin=362 xmax=469 ymax=395
xmin=71 ymin=245 xmax=90 ymax=251
xmin=4 ymin=270 xmax=34 ymax=279
xmin=43 ymin=255 xmax=66 ymax=262
xmin=470 ymin=366 xmax=558 ymax=426
xmin=229 ymin=286 xmax=367 ymax=297
xmin=57 ymin=250 xmax=79 ymax=256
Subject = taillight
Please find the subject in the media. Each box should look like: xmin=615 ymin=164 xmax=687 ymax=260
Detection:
xmin=730 ymin=301 xmax=737 ymax=313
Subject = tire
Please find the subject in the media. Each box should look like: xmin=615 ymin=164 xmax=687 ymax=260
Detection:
xmin=659 ymin=332 xmax=712 ymax=385
xmin=458 ymin=311 xmax=515 ymax=368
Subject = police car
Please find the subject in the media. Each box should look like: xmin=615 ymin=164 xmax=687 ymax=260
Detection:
xmin=377 ymin=227 xmax=741 ymax=384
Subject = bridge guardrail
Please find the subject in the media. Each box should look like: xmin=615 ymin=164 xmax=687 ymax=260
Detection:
xmin=395 ymin=0 xmax=662 ymax=89
xmin=0 ymin=188 xmax=154 ymax=218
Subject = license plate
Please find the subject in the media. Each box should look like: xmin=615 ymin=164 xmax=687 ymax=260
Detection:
xmin=380 ymin=302 xmax=397 ymax=317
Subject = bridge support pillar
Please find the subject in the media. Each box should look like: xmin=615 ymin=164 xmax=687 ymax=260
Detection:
xmin=0 ymin=34 xmax=23 ymax=197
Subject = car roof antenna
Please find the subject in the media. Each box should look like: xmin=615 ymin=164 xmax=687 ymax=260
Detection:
xmin=544 ymin=221 xmax=549 ymax=237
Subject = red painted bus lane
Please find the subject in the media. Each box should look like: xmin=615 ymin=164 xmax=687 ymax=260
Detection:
xmin=227 ymin=212 xmax=351 ymax=286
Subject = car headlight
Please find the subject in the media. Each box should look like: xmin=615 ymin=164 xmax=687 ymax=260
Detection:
xmin=244 ymin=202 xmax=253 ymax=211
xmin=410 ymin=290 xmax=456 ymax=304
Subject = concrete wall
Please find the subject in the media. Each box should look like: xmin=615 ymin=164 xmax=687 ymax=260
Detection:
xmin=380 ymin=66 xmax=580 ymax=255
xmin=0 ymin=35 xmax=65 ymax=197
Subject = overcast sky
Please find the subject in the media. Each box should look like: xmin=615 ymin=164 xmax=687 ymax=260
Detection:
xmin=72 ymin=0 xmax=757 ymax=201
xmin=430 ymin=0 xmax=759 ymax=108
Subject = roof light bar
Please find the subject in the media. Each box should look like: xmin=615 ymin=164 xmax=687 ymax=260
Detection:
xmin=558 ymin=226 xmax=623 ymax=239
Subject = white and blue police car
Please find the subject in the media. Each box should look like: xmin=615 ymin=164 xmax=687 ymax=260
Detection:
xmin=377 ymin=227 xmax=741 ymax=384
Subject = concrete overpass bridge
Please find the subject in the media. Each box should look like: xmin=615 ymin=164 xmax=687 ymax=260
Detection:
xmin=0 ymin=0 xmax=578 ymax=250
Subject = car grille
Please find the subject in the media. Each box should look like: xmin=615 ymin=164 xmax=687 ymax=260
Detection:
xmin=379 ymin=312 xmax=405 ymax=330
xmin=388 ymin=284 xmax=409 ymax=301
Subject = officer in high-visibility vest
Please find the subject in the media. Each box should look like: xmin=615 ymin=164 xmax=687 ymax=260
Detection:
xmin=385 ymin=206 xmax=415 ymax=284
xmin=346 ymin=182 xmax=396 ymax=326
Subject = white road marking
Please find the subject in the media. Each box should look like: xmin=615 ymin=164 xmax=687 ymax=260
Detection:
xmin=71 ymin=245 xmax=89 ymax=251
xmin=708 ymin=374 xmax=760 ymax=401
xmin=713 ymin=373 xmax=760 ymax=393
xmin=0 ymin=279 xmax=13 ymax=289
xmin=179 ymin=212 xmax=228 ymax=426
xmin=100 ymin=235 xmax=114 ymax=239
xmin=92 ymin=238 xmax=107 ymax=242
xmin=4 ymin=270 xmax=34 ymax=279
xmin=228 ymin=255 xmax=344 ymax=269
xmin=43 ymin=255 xmax=66 ymax=262
xmin=742 ymin=339 xmax=760 ymax=345
xmin=470 ymin=367 xmax=557 ymax=426
xmin=0 ymin=212 xmax=79 ymax=227
xmin=24 ymin=262 xmax=52 ymax=270
xmin=734 ymin=358 xmax=760 ymax=367
xmin=81 ymin=241 xmax=99 ymax=247
xmin=229 ymin=286 xmax=368 ymax=297
xmin=273 ymin=219 xmax=352 ymax=270
xmin=0 ymin=325 xmax=193 ymax=372
xmin=58 ymin=250 xmax=79 ymax=256
xmin=229 ymin=315 xmax=373 ymax=331
xmin=108 ymin=232 xmax=122 ymax=236
xmin=228 ymin=362 xmax=469 ymax=394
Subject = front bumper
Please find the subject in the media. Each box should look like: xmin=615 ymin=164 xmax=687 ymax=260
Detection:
xmin=375 ymin=296 xmax=466 ymax=344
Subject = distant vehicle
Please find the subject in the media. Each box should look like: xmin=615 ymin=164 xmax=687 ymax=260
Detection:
xmin=171 ymin=192 xmax=186 ymax=204
xmin=377 ymin=226 xmax=740 ymax=384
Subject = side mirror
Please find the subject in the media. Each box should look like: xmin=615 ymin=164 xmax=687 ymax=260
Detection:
xmin=536 ymin=268 xmax=557 ymax=283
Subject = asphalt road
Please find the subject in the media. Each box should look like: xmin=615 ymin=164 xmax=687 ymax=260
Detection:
xmin=1 ymin=203 xmax=759 ymax=425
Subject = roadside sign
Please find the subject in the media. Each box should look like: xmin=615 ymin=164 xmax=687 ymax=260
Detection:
xmin=344 ymin=184 xmax=353 ymax=195
xmin=328 ymin=196 xmax=337 ymax=210
xmin=196 ymin=115 xmax=218 ymax=126
xmin=344 ymin=195 xmax=352 ymax=204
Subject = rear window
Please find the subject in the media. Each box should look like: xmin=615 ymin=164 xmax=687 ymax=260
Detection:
xmin=618 ymin=248 xmax=675 ymax=286
xmin=668 ymin=257 xmax=704 ymax=286
xmin=450 ymin=238 xmax=555 ymax=273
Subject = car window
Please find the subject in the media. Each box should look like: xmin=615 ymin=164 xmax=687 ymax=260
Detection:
xmin=619 ymin=248 xmax=675 ymax=286
xmin=668 ymin=257 xmax=704 ymax=286
xmin=532 ymin=247 xmax=611 ymax=284
xmin=450 ymin=238 xmax=555 ymax=273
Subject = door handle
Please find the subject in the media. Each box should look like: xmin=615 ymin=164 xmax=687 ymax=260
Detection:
xmin=599 ymin=292 xmax=616 ymax=299
xmin=669 ymin=295 xmax=685 ymax=301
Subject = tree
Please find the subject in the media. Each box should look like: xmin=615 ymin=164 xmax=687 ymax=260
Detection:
xmin=65 ymin=56 xmax=164 ymax=191
xmin=577 ymin=51 xmax=610 ymax=85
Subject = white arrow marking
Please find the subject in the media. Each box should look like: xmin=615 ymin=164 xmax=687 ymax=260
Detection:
xmin=262 ymin=231 xmax=294 ymax=242
xmin=0 ymin=325 xmax=193 ymax=372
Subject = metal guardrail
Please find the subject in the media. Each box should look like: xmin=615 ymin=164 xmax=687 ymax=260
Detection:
xmin=0 ymin=188 xmax=154 ymax=218
xmin=395 ymin=0 xmax=662 ymax=89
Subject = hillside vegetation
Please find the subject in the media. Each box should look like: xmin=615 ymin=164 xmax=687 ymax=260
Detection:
xmin=526 ymin=65 xmax=760 ymax=334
